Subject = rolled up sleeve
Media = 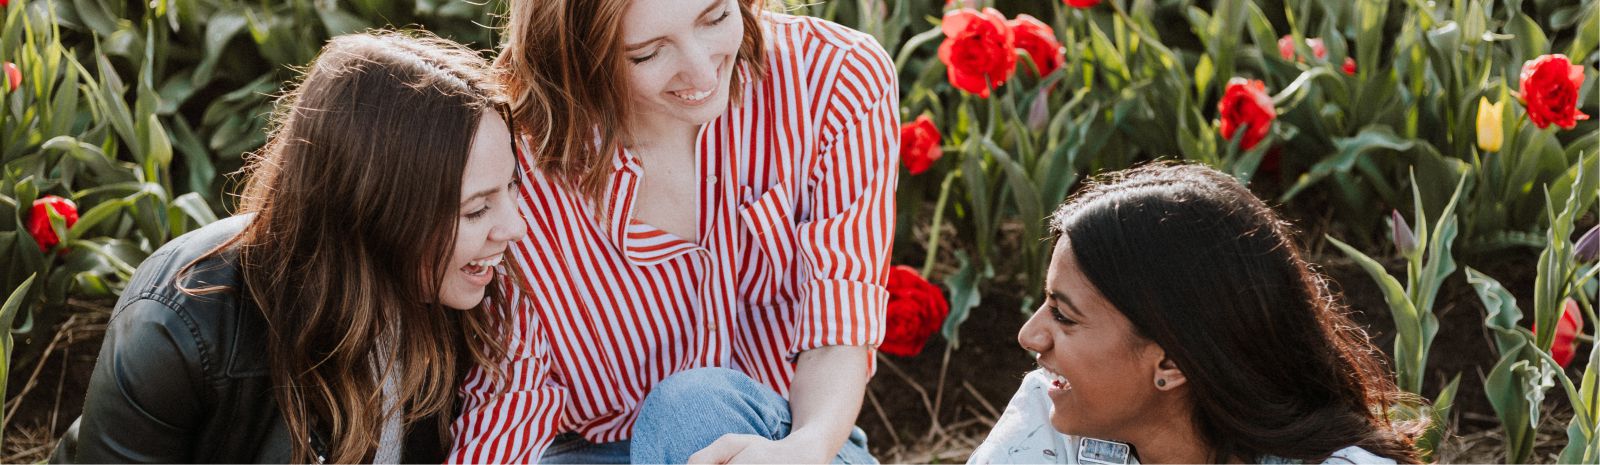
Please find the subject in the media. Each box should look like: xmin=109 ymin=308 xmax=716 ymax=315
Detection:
xmin=788 ymin=35 xmax=900 ymax=376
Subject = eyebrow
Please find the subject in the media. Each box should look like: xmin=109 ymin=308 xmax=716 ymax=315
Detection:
xmin=623 ymin=0 xmax=727 ymax=52
xmin=462 ymin=172 xmax=517 ymax=204
xmin=1047 ymin=290 xmax=1088 ymax=320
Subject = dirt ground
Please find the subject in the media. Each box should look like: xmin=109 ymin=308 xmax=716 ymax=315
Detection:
xmin=1 ymin=250 xmax=1588 ymax=463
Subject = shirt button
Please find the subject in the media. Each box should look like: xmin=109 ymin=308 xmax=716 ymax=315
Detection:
xmin=708 ymin=175 xmax=718 ymax=184
xmin=709 ymin=321 xmax=719 ymax=332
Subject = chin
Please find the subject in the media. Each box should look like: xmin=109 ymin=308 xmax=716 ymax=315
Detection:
xmin=680 ymin=95 xmax=731 ymax=124
xmin=1049 ymin=408 xmax=1093 ymax=437
xmin=1049 ymin=415 xmax=1074 ymax=435
xmin=441 ymin=289 xmax=486 ymax=310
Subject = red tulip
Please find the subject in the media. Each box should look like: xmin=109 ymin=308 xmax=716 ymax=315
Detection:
xmin=4 ymin=62 xmax=19 ymax=91
xmin=1277 ymin=35 xmax=1328 ymax=62
xmin=1217 ymin=78 xmax=1275 ymax=151
xmin=938 ymin=8 xmax=1015 ymax=98
xmin=1063 ymin=0 xmax=1101 ymax=8
xmin=1519 ymin=54 xmax=1590 ymax=130
xmin=26 ymin=196 xmax=79 ymax=253
xmin=1277 ymin=36 xmax=1295 ymax=60
xmin=1342 ymin=57 xmax=1357 ymax=75
xmin=881 ymin=266 xmax=950 ymax=357
xmin=900 ymin=115 xmax=943 ymax=175
xmin=1009 ymin=14 xmax=1064 ymax=78
xmin=1305 ymin=38 xmax=1328 ymax=60
xmin=1534 ymin=299 xmax=1585 ymax=367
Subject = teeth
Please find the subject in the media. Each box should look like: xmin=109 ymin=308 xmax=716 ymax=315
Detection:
xmin=467 ymin=255 xmax=503 ymax=268
xmin=1041 ymin=367 xmax=1071 ymax=390
xmin=672 ymin=89 xmax=712 ymax=101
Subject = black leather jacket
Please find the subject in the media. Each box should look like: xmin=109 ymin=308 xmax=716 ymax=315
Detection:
xmin=51 ymin=215 xmax=447 ymax=463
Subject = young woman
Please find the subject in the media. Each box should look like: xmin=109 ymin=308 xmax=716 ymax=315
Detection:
xmin=448 ymin=0 xmax=896 ymax=462
xmin=969 ymin=164 xmax=1423 ymax=464
xmin=51 ymin=31 xmax=527 ymax=463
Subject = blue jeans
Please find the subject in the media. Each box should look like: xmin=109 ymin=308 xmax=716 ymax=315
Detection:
xmin=538 ymin=432 xmax=632 ymax=464
xmin=626 ymin=367 xmax=878 ymax=464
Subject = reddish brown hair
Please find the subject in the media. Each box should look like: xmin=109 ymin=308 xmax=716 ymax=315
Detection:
xmin=496 ymin=0 xmax=769 ymax=201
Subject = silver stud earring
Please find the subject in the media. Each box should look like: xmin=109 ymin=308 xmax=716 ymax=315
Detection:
xmin=1155 ymin=379 xmax=1167 ymax=388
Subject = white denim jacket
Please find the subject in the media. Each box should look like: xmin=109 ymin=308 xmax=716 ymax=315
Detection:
xmin=968 ymin=370 xmax=1398 ymax=465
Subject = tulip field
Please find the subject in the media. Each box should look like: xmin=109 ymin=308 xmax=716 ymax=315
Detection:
xmin=2 ymin=0 xmax=1598 ymax=463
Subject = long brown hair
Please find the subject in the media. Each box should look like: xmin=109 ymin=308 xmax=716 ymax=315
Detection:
xmin=184 ymin=31 xmax=512 ymax=463
xmin=496 ymin=0 xmax=768 ymax=201
xmin=1049 ymin=163 xmax=1424 ymax=464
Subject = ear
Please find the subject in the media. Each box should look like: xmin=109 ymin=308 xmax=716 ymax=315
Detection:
xmin=1148 ymin=346 xmax=1187 ymax=391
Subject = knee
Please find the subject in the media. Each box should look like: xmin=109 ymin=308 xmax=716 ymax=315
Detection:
xmin=638 ymin=367 xmax=759 ymax=417
xmin=632 ymin=368 xmax=789 ymax=462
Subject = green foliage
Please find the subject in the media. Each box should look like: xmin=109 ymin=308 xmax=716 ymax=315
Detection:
xmin=1327 ymin=171 xmax=1466 ymax=460
xmin=1466 ymin=163 xmax=1599 ymax=464
xmin=42 ymin=0 xmax=503 ymax=204
xmin=2 ymin=0 xmax=216 ymax=368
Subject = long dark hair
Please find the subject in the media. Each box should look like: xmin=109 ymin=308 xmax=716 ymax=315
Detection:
xmin=1050 ymin=163 xmax=1423 ymax=464
xmin=182 ymin=31 xmax=512 ymax=463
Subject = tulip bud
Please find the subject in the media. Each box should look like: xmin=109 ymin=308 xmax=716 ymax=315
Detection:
xmin=1027 ymin=90 xmax=1052 ymax=132
xmin=1476 ymin=97 xmax=1504 ymax=152
xmin=3 ymin=61 xmax=19 ymax=91
xmin=1391 ymin=210 xmax=1418 ymax=256
xmin=1575 ymin=224 xmax=1600 ymax=263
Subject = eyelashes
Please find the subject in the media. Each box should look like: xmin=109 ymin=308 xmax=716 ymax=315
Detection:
xmin=1050 ymin=306 xmax=1077 ymax=326
xmin=628 ymin=8 xmax=735 ymax=65
xmin=465 ymin=178 xmax=521 ymax=221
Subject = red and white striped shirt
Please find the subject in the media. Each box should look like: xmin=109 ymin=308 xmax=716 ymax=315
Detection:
xmin=448 ymin=13 xmax=899 ymax=463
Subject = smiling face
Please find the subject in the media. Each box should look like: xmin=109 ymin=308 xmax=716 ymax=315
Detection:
xmin=439 ymin=112 xmax=528 ymax=310
xmin=619 ymin=0 xmax=744 ymax=131
xmin=1017 ymin=236 xmax=1185 ymax=442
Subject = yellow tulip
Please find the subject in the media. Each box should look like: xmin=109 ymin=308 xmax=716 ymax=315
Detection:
xmin=1476 ymin=97 xmax=1504 ymax=152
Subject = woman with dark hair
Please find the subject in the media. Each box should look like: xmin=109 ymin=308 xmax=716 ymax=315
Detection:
xmin=51 ymin=31 xmax=527 ymax=463
xmin=970 ymin=163 xmax=1422 ymax=464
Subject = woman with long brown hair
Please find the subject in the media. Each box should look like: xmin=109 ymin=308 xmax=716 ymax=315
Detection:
xmin=970 ymin=163 xmax=1423 ymax=464
xmin=52 ymin=31 xmax=526 ymax=463
xmin=448 ymin=0 xmax=896 ymax=463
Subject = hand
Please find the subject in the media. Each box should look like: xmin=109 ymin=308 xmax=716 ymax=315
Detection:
xmin=687 ymin=434 xmax=832 ymax=464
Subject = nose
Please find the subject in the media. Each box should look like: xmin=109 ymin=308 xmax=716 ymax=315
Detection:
xmin=1017 ymin=305 xmax=1050 ymax=354
xmin=678 ymin=39 xmax=724 ymax=90
xmin=490 ymin=198 xmax=528 ymax=244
